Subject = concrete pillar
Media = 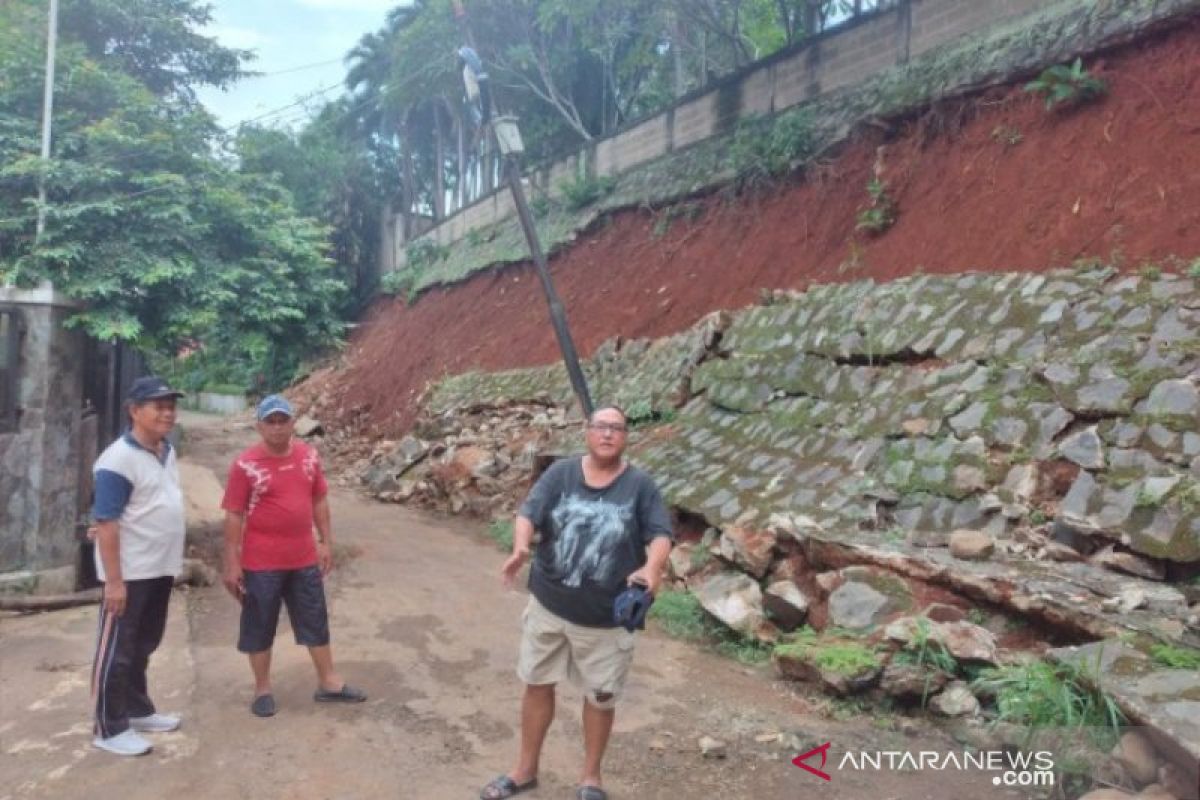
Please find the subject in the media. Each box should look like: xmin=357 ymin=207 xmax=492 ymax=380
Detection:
xmin=0 ymin=285 xmax=84 ymax=594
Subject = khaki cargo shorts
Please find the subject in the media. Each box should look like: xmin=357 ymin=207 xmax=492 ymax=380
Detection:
xmin=517 ymin=596 xmax=636 ymax=710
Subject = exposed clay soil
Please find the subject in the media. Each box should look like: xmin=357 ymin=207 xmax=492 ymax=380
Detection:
xmin=296 ymin=21 xmax=1200 ymax=437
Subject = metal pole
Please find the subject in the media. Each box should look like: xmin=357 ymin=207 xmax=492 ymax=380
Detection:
xmin=503 ymin=156 xmax=593 ymax=418
xmin=36 ymin=0 xmax=60 ymax=242
xmin=451 ymin=0 xmax=592 ymax=417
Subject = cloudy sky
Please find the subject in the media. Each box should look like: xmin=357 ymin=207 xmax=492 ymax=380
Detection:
xmin=196 ymin=0 xmax=402 ymax=130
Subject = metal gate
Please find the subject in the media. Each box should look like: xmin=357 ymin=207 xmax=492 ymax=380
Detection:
xmin=77 ymin=339 xmax=145 ymax=587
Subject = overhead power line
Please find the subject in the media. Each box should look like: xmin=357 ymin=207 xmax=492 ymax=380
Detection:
xmin=250 ymin=57 xmax=344 ymax=78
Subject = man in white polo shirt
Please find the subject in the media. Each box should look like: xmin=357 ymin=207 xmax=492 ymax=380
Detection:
xmin=89 ymin=376 xmax=187 ymax=757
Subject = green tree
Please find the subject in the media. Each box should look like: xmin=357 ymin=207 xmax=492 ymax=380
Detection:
xmin=59 ymin=0 xmax=249 ymax=100
xmin=0 ymin=0 xmax=345 ymax=391
xmin=235 ymin=102 xmax=394 ymax=309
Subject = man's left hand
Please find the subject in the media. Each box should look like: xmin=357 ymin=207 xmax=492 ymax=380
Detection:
xmin=317 ymin=542 xmax=333 ymax=576
xmin=627 ymin=565 xmax=662 ymax=596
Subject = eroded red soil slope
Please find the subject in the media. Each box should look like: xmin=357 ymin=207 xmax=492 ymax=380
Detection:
xmin=298 ymin=21 xmax=1200 ymax=437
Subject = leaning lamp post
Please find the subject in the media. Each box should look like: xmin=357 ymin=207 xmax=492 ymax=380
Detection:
xmin=491 ymin=113 xmax=594 ymax=418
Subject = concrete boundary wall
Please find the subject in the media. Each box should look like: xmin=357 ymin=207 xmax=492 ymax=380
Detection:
xmin=385 ymin=0 xmax=1046 ymax=270
xmin=182 ymin=392 xmax=248 ymax=416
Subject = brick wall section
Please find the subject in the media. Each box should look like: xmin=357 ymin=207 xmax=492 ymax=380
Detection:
xmin=910 ymin=0 xmax=1045 ymax=59
xmin=672 ymin=92 xmax=718 ymax=150
xmin=391 ymin=0 xmax=1058 ymax=268
xmin=740 ymin=67 xmax=774 ymax=116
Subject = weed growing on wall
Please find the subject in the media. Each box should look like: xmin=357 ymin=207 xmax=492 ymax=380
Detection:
xmin=729 ymin=109 xmax=818 ymax=189
xmin=1024 ymin=58 xmax=1106 ymax=110
xmin=855 ymin=178 xmax=897 ymax=234
xmin=558 ymin=174 xmax=617 ymax=211
xmin=381 ymin=239 xmax=449 ymax=303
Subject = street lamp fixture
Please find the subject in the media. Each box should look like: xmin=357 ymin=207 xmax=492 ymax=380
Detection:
xmin=491 ymin=115 xmax=524 ymax=157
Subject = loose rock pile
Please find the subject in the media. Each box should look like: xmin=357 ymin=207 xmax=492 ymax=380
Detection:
xmin=317 ymin=403 xmax=579 ymax=517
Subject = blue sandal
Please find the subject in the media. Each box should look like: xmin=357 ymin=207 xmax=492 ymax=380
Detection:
xmin=479 ymin=775 xmax=538 ymax=799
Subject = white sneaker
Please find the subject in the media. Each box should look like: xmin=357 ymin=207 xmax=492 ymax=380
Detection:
xmin=129 ymin=713 xmax=181 ymax=733
xmin=93 ymin=729 xmax=153 ymax=756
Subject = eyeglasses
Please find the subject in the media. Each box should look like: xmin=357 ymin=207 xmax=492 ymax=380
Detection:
xmin=587 ymin=422 xmax=628 ymax=434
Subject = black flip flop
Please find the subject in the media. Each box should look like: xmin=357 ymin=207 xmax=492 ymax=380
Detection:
xmin=576 ymin=787 xmax=607 ymax=800
xmin=479 ymin=775 xmax=538 ymax=799
xmin=313 ymin=683 xmax=367 ymax=703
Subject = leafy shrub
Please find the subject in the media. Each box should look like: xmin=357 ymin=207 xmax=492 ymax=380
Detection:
xmin=855 ymin=178 xmax=897 ymax=234
xmin=380 ymin=268 xmax=420 ymax=303
xmin=404 ymin=238 xmax=449 ymax=271
xmin=1024 ymin=58 xmax=1106 ymax=110
xmin=530 ymin=195 xmax=552 ymax=218
xmin=729 ymin=110 xmax=817 ymax=188
xmin=558 ymin=174 xmax=617 ymax=211
xmin=381 ymin=238 xmax=450 ymax=303
xmin=625 ymin=397 xmax=653 ymax=422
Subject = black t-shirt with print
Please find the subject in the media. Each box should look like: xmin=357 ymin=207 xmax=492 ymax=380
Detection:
xmin=519 ymin=456 xmax=674 ymax=628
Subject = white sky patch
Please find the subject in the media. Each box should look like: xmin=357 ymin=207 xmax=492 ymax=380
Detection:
xmin=197 ymin=0 xmax=394 ymax=129
xmin=203 ymin=24 xmax=272 ymax=51
xmin=294 ymin=0 xmax=405 ymax=10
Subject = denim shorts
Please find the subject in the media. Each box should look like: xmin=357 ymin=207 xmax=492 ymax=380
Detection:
xmin=237 ymin=565 xmax=330 ymax=653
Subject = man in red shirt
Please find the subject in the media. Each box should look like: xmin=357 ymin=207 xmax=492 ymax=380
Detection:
xmin=221 ymin=395 xmax=366 ymax=717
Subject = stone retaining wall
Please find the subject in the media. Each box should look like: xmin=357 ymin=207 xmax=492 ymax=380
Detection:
xmin=421 ymin=269 xmax=1200 ymax=571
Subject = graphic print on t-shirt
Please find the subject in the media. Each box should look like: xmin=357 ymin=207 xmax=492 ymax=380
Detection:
xmin=302 ymin=447 xmax=319 ymax=480
xmin=550 ymin=493 xmax=633 ymax=587
xmin=237 ymin=458 xmax=272 ymax=516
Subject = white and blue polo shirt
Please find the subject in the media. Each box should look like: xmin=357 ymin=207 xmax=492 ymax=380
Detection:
xmin=92 ymin=433 xmax=186 ymax=582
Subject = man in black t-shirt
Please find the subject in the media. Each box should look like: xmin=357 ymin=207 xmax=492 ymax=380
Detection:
xmin=479 ymin=406 xmax=674 ymax=800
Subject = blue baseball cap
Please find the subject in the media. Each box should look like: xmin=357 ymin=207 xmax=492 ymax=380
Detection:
xmin=256 ymin=394 xmax=294 ymax=421
xmin=127 ymin=376 xmax=184 ymax=403
xmin=613 ymin=582 xmax=655 ymax=633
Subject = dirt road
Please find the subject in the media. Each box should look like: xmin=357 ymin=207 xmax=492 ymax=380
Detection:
xmin=1 ymin=413 xmax=1023 ymax=800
